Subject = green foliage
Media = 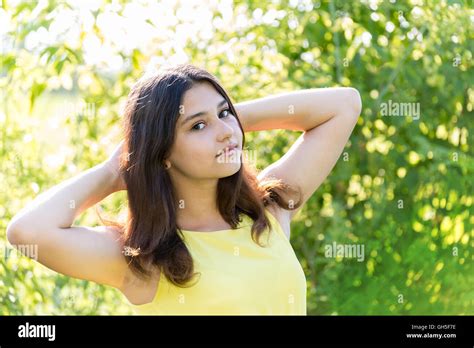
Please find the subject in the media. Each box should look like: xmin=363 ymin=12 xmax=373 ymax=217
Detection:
xmin=1 ymin=0 xmax=472 ymax=315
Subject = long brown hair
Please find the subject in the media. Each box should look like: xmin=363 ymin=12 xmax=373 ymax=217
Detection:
xmin=99 ymin=63 xmax=302 ymax=287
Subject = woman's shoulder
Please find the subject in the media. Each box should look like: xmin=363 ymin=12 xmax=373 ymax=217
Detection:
xmin=264 ymin=204 xmax=291 ymax=240
xmin=120 ymin=265 xmax=161 ymax=306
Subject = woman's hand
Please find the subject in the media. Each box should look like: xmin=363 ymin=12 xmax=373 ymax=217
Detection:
xmin=103 ymin=140 xmax=127 ymax=191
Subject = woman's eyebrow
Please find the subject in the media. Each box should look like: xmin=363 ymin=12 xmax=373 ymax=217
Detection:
xmin=180 ymin=99 xmax=228 ymax=127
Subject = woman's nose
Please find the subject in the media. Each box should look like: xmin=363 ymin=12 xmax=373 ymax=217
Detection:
xmin=216 ymin=117 xmax=235 ymax=140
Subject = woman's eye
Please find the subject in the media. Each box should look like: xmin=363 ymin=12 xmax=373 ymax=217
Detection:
xmin=220 ymin=108 xmax=231 ymax=118
xmin=191 ymin=108 xmax=232 ymax=131
xmin=192 ymin=122 xmax=205 ymax=131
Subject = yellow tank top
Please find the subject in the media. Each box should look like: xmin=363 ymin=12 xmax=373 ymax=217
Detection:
xmin=129 ymin=208 xmax=307 ymax=315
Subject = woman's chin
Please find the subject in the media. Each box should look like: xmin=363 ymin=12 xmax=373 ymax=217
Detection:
xmin=215 ymin=157 xmax=241 ymax=176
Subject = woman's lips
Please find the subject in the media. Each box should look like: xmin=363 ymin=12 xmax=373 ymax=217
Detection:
xmin=216 ymin=144 xmax=238 ymax=157
xmin=216 ymin=146 xmax=240 ymax=159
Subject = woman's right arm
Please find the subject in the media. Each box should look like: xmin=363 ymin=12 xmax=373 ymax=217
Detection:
xmin=6 ymin=145 xmax=131 ymax=290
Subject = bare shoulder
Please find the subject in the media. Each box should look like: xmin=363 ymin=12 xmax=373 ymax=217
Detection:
xmin=103 ymin=227 xmax=162 ymax=306
xmin=265 ymin=202 xmax=292 ymax=240
xmin=119 ymin=263 xmax=161 ymax=306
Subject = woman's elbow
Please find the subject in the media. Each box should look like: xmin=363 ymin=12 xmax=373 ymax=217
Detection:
xmin=6 ymin=220 xmax=23 ymax=246
xmin=348 ymin=87 xmax=362 ymax=117
xmin=6 ymin=218 xmax=32 ymax=246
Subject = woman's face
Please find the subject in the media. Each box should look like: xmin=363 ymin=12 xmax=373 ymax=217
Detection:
xmin=166 ymin=81 xmax=243 ymax=180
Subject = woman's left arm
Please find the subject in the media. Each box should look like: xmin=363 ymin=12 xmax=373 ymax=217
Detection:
xmin=234 ymin=87 xmax=362 ymax=220
xmin=235 ymin=87 xmax=361 ymax=132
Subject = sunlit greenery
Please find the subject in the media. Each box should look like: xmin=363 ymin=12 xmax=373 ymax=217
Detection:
xmin=1 ymin=0 xmax=472 ymax=315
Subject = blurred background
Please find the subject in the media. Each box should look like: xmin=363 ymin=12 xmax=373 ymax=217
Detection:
xmin=0 ymin=0 xmax=472 ymax=315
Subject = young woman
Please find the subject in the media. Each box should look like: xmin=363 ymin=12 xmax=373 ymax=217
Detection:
xmin=6 ymin=64 xmax=361 ymax=315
